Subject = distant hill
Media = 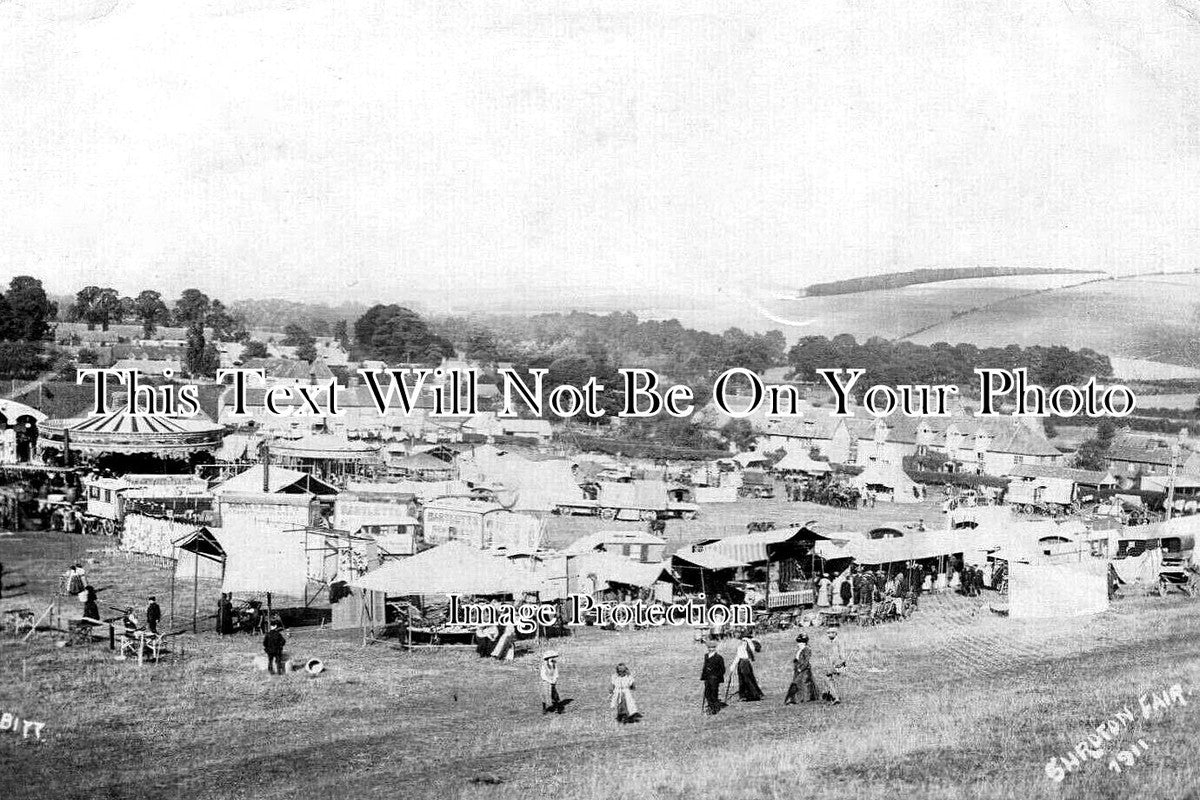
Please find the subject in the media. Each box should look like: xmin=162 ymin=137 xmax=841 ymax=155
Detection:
xmin=804 ymin=267 xmax=1097 ymax=297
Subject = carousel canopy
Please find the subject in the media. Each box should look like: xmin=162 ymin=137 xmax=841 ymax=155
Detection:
xmin=271 ymin=433 xmax=379 ymax=461
xmin=0 ymin=399 xmax=47 ymax=424
xmin=39 ymin=411 xmax=224 ymax=457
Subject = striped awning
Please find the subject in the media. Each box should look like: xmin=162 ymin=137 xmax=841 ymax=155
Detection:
xmin=39 ymin=411 xmax=225 ymax=457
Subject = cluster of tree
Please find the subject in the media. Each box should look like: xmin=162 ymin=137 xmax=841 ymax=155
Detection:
xmin=786 ymin=335 xmax=1113 ymax=393
xmin=1074 ymin=419 xmax=1118 ymax=471
xmin=354 ymin=305 xmax=455 ymax=363
xmin=0 ymin=277 xmax=57 ymax=378
xmin=434 ymin=311 xmax=786 ymax=384
xmin=66 ymin=286 xmax=245 ymax=341
xmin=229 ymin=298 xmax=365 ymax=337
xmin=803 ymin=266 xmax=1092 ymax=297
xmin=0 ymin=277 xmax=56 ymax=342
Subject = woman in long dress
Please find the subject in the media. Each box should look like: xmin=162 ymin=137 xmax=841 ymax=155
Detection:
xmin=784 ymin=633 xmax=820 ymax=704
xmin=817 ymin=574 xmax=832 ymax=607
xmin=734 ymin=633 xmax=764 ymax=701
xmin=609 ymin=663 xmax=640 ymax=723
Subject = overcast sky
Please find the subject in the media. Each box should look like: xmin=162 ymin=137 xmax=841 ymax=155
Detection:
xmin=2 ymin=0 xmax=1199 ymax=313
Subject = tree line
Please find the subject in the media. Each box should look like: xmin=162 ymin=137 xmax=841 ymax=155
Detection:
xmin=786 ymin=335 xmax=1113 ymax=394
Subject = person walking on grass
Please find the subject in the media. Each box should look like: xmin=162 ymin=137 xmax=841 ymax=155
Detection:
xmin=263 ymin=622 xmax=286 ymax=676
xmin=824 ymin=626 xmax=847 ymax=704
xmin=541 ymin=651 xmax=564 ymax=714
xmin=701 ymin=639 xmax=727 ymax=715
xmin=784 ymin=633 xmax=819 ymax=705
xmin=609 ymin=663 xmax=641 ymax=724
xmin=733 ymin=632 xmax=764 ymax=701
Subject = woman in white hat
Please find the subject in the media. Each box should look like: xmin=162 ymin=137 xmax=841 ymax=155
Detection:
xmin=540 ymin=651 xmax=563 ymax=714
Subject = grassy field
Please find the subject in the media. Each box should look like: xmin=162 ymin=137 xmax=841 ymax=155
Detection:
xmin=2 ymin=523 xmax=1199 ymax=800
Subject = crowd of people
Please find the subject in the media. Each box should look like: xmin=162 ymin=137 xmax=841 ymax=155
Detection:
xmin=533 ymin=627 xmax=848 ymax=725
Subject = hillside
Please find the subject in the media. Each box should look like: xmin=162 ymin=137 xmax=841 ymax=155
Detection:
xmin=803 ymin=267 xmax=1096 ymax=297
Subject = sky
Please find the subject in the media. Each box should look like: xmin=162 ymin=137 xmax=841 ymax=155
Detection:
xmin=2 ymin=0 xmax=1199 ymax=317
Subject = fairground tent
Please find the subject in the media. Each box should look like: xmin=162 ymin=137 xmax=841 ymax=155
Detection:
xmin=1009 ymin=559 xmax=1108 ymax=618
xmin=851 ymin=462 xmax=920 ymax=503
xmin=351 ymin=540 xmax=538 ymax=596
xmin=458 ymin=445 xmax=582 ymax=512
xmin=219 ymin=520 xmax=311 ymax=597
xmin=772 ymin=450 xmax=832 ymax=474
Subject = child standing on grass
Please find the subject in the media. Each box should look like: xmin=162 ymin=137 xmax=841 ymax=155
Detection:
xmin=609 ymin=663 xmax=640 ymax=723
xmin=540 ymin=651 xmax=563 ymax=714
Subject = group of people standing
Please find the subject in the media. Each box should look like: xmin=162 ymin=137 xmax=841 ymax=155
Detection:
xmin=703 ymin=627 xmax=846 ymax=714
xmin=534 ymin=627 xmax=849 ymax=723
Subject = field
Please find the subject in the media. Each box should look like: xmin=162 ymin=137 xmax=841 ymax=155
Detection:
xmin=2 ymin=510 xmax=1200 ymax=800
xmin=648 ymin=272 xmax=1200 ymax=377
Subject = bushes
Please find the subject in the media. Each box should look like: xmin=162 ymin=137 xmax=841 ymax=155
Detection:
xmin=0 ymin=341 xmax=49 ymax=379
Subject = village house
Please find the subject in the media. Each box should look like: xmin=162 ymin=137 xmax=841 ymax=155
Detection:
xmin=1106 ymin=431 xmax=1200 ymax=479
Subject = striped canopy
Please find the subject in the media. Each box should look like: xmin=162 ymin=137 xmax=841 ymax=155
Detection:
xmin=39 ymin=411 xmax=225 ymax=457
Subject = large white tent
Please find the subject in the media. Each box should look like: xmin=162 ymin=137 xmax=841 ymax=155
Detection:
xmin=1009 ymin=559 xmax=1109 ymax=618
xmin=351 ymin=540 xmax=538 ymax=596
xmin=851 ymin=462 xmax=920 ymax=503
xmin=219 ymin=522 xmax=311 ymax=597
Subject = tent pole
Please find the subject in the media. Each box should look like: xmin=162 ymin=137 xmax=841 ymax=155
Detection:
xmin=267 ymin=592 xmax=273 ymax=627
xmin=192 ymin=548 xmax=198 ymax=633
xmin=169 ymin=558 xmax=176 ymax=630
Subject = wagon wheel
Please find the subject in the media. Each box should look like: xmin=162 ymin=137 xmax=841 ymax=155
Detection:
xmin=599 ymin=508 xmax=617 ymax=521
xmin=102 ymin=519 xmax=117 ymax=537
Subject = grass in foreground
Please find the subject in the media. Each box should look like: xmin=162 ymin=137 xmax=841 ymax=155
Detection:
xmin=1 ymin=531 xmax=1198 ymax=800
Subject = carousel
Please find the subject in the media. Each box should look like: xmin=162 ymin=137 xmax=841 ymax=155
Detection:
xmin=269 ymin=433 xmax=381 ymax=484
xmin=38 ymin=410 xmax=226 ymax=470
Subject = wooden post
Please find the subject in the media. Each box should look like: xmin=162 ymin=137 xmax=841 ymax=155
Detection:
xmin=191 ymin=548 xmax=199 ymax=634
xmin=169 ymin=558 xmax=176 ymax=630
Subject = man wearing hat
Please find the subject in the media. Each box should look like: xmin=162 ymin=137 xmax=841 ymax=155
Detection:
xmin=700 ymin=639 xmax=726 ymax=715
xmin=824 ymin=625 xmax=847 ymax=704
xmin=145 ymin=596 xmax=161 ymax=635
xmin=540 ymin=651 xmax=563 ymax=714
xmin=263 ymin=622 xmax=286 ymax=676
xmin=784 ymin=633 xmax=818 ymax=704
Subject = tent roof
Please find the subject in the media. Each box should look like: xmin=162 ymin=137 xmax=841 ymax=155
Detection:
xmin=852 ymin=462 xmax=920 ymax=499
xmin=272 ymin=433 xmax=378 ymax=460
xmin=697 ymin=526 xmax=826 ymax=564
xmin=773 ymin=451 xmax=832 ymax=473
xmin=0 ymin=399 xmax=47 ymax=423
xmin=562 ymin=529 xmax=667 ymax=555
xmin=39 ymin=410 xmax=224 ymax=456
xmin=172 ymin=527 xmax=226 ymax=562
xmin=350 ymin=541 xmax=538 ymax=596
xmin=671 ymin=550 xmax=747 ymax=571
xmin=569 ymin=552 xmax=677 ymax=588
xmin=212 ymin=464 xmax=339 ymax=496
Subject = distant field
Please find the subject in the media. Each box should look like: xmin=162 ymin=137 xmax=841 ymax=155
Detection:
xmin=803 ymin=267 xmax=1095 ymax=297
xmin=646 ymin=273 xmax=1200 ymax=377
xmin=905 ymin=275 xmax=1200 ymax=368
xmin=2 ymin=530 xmax=1198 ymax=800
xmin=1131 ymin=392 xmax=1200 ymax=410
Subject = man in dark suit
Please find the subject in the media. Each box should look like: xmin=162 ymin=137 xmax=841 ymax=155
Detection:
xmin=263 ymin=623 xmax=286 ymax=676
xmin=145 ymin=596 xmax=161 ymax=634
xmin=701 ymin=639 xmax=726 ymax=715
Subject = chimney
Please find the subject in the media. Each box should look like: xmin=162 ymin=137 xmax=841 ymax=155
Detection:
xmin=262 ymin=444 xmax=271 ymax=493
